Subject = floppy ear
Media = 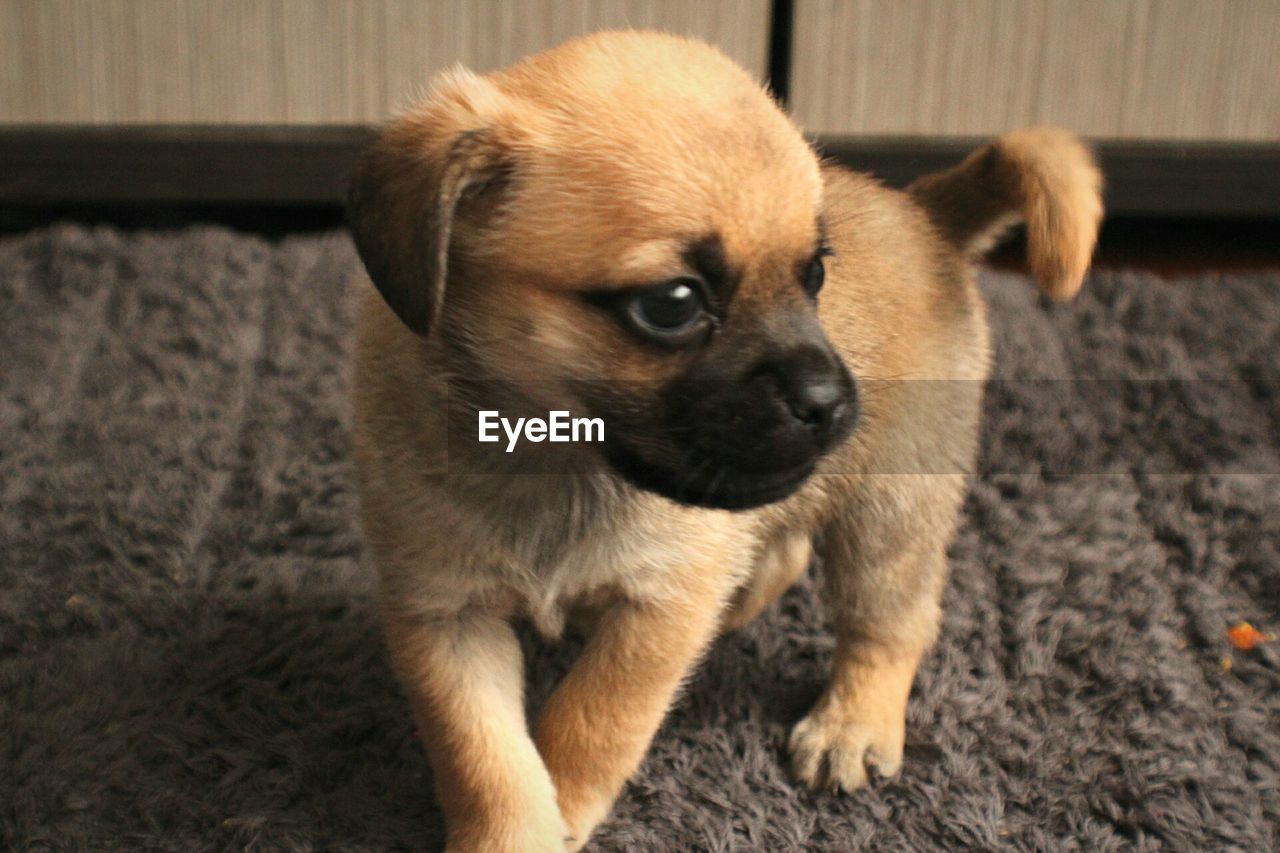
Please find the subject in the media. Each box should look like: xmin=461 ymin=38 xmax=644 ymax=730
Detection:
xmin=347 ymin=70 xmax=517 ymax=335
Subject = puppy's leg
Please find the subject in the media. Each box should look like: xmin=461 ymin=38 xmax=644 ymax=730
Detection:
xmin=533 ymin=574 xmax=730 ymax=850
xmin=721 ymin=531 xmax=811 ymax=633
xmin=789 ymin=475 xmax=957 ymax=791
xmin=384 ymin=609 xmax=566 ymax=852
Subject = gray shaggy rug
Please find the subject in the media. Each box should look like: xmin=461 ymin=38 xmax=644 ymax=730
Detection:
xmin=2 ymin=224 xmax=1278 ymax=851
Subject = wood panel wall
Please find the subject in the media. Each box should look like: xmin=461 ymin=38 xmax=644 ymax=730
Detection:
xmin=789 ymin=0 xmax=1280 ymax=141
xmin=0 ymin=0 xmax=770 ymax=124
xmin=6 ymin=0 xmax=1278 ymax=142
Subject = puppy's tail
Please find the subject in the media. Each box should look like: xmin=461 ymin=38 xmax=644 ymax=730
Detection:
xmin=908 ymin=127 xmax=1103 ymax=300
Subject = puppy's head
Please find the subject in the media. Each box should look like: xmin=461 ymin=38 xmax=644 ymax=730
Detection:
xmin=349 ymin=31 xmax=856 ymax=510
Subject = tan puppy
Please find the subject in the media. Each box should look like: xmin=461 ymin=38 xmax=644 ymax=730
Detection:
xmin=347 ymin=31 xmax=1102 ymax=852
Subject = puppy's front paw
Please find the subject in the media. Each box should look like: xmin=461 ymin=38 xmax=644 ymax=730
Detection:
xmin=787 ymin=698 xmax=905 ymax=792
xmin=444 ymin=816 xmax=569 ymax=853
xmin=443 ymin=789 xmax=569 ymax=853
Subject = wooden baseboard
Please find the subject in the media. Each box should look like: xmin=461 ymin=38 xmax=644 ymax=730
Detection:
xmin=819 ymin=137 xmax=1280 ymax=218
xmin=0 ymin=126 xmax=374 ymax=205
xmin=2 ymin=126 xmax=1278 ymax=217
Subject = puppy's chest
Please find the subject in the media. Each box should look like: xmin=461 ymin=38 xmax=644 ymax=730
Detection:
xmin=473 ymin=487 xmax=750 ymax=638
xmin=471 ymin=473 xmax=620 ymax=570
xmin=492 ymin=513 xmax=659 ymax=638
xmin=449 ymin=480 xmax=617 ymax=614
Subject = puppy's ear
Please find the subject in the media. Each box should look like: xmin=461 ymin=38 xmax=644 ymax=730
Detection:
xmin=908 ymin=127 xmax=1103 ymax=300
xmin=347 ymin=70 xmax=519 ymax=335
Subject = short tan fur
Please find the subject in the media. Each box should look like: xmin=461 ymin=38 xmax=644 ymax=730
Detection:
xmin=348 ymin=31 xmax=1102 ymax=852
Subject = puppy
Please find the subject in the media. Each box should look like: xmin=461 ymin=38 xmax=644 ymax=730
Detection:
xmin=347 ymin=31 xmax=1102 ymax=852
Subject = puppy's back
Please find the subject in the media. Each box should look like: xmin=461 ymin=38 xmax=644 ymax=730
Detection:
xmin=818 ymin=165 xmax=988 ymax=386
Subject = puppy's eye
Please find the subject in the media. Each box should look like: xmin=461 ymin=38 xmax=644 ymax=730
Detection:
xmin=803 ymin=253 xmax=827 ymax=297
xmin=626 ymin=278 xmax=708 ymax=340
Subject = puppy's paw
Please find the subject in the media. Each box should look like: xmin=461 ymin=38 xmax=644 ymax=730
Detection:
xmin=444 ymin=797 xmax=569 ymax=853
xmin=445 ymin=821 xmax=568 ymax=853
xmin=787 ymin=699 xmax=905 ymax=792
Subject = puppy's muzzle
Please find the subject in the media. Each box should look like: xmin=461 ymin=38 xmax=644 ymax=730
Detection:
xmin=754 ymin=344 xmax=856 ymax=454
xmin=611 ymin=331 xmax=858 ymax=509
xmin=596 ymin=303 xmax=858 ymax=510
xmin=684 ymin=341 xmax=856 ymax=478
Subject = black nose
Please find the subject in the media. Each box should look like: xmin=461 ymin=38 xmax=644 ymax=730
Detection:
xmin=787 ymin=375 xmax=846 ymax=429
xmin=765 ymin=347 xmax=856 ymax=443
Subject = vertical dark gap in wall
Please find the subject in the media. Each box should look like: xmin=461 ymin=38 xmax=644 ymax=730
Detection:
xmin=767 ymin=0 xmax=795 ymax=105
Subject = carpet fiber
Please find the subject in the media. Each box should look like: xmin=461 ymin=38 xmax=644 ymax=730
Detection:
xmin=2 ymin=224 xmax=1278 ymax=851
